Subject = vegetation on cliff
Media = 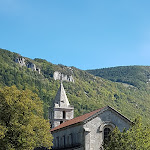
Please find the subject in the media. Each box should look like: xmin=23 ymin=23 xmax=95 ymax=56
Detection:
xmin=0 ymin=48 xmax=150 ymax=125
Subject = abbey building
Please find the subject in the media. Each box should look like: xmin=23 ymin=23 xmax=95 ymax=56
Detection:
xmin=49 ymin=82 xmax=131 ymax=150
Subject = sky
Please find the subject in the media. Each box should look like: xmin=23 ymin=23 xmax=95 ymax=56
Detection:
xmin=0 ymin=0 xmax=150 ymax=70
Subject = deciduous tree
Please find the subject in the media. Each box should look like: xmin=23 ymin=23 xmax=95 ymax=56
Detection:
xmin=103 ymin=118 xmax=150 ymax=150
xmin=0 ymin=86 xmax=53 ymax=150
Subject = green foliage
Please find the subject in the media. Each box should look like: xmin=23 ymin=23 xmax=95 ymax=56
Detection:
xmin=0 ymin=86 xmax=53 ymax=150
xmin=87 ymin=66 xmax=150 ymax=89
xmin=1 ymin=48 xmax=150 ymax=124
xmin=103 ymin=118 xmax=150 ymax=150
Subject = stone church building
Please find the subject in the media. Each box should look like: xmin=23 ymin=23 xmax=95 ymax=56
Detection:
xmin=49 ymin=83 xmax=131 ymax=150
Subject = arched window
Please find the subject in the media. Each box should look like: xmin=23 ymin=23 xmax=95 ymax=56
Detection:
xmin=104 ymin=127 xmax=111 ymax=141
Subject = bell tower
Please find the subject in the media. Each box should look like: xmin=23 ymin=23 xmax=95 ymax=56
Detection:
xmin=49 ymin=82 xmax=74 ymax=128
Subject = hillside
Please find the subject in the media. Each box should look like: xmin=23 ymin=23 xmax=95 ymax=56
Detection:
xmin=1 ymin=48 xmax=150 ymax=124
xmin=86 ymin=66 xmax=150 ymax=89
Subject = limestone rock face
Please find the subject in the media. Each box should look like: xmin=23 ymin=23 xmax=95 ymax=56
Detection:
xmin=15 ymin=57 xmax=26 ymax=67
xmin=26 ymin=62 xmax=41 ymax=74
xmin=53 ymin=71 xmax=74 ymax=82
xmin=15 ymin=57 xmax=40 ymax=74
xmin=26 ymin=62 xmax=36 ymax=71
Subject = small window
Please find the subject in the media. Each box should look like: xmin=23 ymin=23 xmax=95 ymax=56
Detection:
xmin=104 ymin=128 xmax=111 ymax=141
xmin=63 ymin=111 xmax=66 ymax=119
xmin=60 ymin=121 xmax=63 ymax=124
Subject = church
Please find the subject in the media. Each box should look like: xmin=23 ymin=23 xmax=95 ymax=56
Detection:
xmin=49 ymin=82 xmax=131 ymax=150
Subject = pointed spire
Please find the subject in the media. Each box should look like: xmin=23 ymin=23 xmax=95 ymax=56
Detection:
xmin=54 ymin=81 xmax=70 ymax=108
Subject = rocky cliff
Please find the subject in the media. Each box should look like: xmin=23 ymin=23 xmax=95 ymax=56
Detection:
xmin=53 ymin=71 xmax=74 ymax=82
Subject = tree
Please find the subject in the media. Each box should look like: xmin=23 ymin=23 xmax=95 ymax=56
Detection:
xmin=0 ymin=86 xmax=53 ymax=150
xmin=103 ymin=117 xmax=150 ymax=150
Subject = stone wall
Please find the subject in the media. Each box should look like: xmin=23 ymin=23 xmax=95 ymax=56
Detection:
xmin=83 ymin=109 xmax=130 ymax=150
xmin=51 ymin=108 xmax=131 ymax=150
xmin=49 ymin=107 xmax=74 ymax=129
xmin=52 ymin=125 xmax=84 ymax=150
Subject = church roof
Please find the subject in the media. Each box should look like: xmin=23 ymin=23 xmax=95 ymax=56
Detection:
xmin=50 ymin=106 xmax=131 ymax=132
xmin=50 ymin=107 xmax=105 ymax=132
xmin=54 ymin=82 xmax=70 ymax=108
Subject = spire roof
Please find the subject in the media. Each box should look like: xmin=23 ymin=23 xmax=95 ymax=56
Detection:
xmin=54 ymin=82 xmax=70 ymax=108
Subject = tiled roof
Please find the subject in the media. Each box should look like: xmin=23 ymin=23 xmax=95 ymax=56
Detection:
xmin=50 ymin=107 xmax=105 ymax=132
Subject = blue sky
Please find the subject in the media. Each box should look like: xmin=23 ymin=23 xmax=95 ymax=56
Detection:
xmin=0 ymin=0 xmax=150 ymax=70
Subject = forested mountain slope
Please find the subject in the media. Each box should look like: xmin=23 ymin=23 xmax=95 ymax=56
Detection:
xmin=1 ymin=48 xmax=150 ymax=124
xmin=86 ymin=66 xmax=150 ymax=89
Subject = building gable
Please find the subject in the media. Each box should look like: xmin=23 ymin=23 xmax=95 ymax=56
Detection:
xmin=82 ymin=107 xmax=131 ymax=150
xmin=51 ymin=106 xmax=131 ymax=150
xmin=84 ymin=106 xmax=131 ymax=126
xmin=50 ymin=106 xmax=131 ymax=132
